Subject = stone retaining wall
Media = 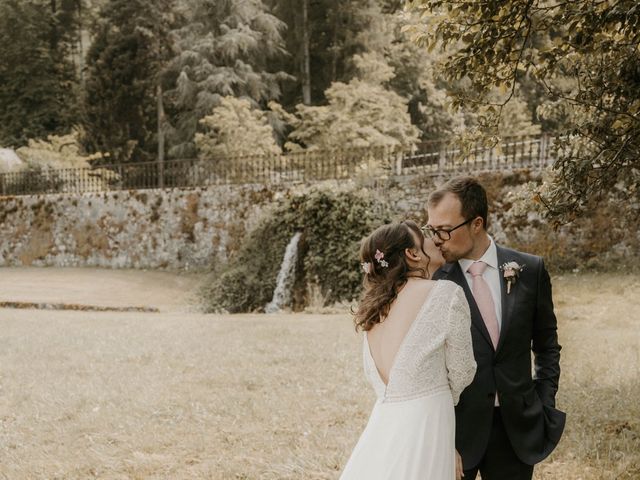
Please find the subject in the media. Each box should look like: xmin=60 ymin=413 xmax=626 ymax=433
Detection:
xmin=0 ymin=172 xmax=636 ymax=271
xmin=0 ymin=185 xmax=284 ymax=270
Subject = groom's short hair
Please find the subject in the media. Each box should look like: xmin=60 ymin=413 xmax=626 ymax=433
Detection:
xmin=428 ymin=176 xmax=489 ymax=228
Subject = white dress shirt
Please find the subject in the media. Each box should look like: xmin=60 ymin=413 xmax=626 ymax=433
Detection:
xmin=458 ymin=236 xmax=503 ymax=331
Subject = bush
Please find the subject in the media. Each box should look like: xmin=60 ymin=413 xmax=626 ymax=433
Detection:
xmin=200 ymin=186 xmax=391 ymax=313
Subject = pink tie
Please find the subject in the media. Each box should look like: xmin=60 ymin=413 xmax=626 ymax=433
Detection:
xmin=468 ymin=261 xmax=500 ymax=349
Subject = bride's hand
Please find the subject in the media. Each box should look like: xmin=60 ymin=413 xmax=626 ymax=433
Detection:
xmin=455 ymin=450 xmax=464 ymax=480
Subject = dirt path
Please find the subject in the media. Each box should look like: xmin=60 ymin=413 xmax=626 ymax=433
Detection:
xmin=0 ymin=267 xmax=207 ymax=313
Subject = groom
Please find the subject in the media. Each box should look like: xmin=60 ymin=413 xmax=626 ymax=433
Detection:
xmin=427 ymin=176 xmax=565 ymax=479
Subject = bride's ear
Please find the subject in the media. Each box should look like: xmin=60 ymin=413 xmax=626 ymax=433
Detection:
xmin=405 ymin=247 xmax=421 ymax=262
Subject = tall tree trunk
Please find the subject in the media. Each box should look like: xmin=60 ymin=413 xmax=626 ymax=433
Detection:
xmin=330 ymin=5 xmax=340 ymax=82
xmin=77 ymin=0 xmax=85 ymax=84
xmin=50 ymin=0 xmax=58 ymax=51
xmin=301 ymin=0 xmax=311 ymax=105
xmin=157 ymin=84 xmax=165 ymax=188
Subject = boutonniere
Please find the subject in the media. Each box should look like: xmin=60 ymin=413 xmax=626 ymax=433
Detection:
xmin=500 ymin=261 xmax=525 ymax=294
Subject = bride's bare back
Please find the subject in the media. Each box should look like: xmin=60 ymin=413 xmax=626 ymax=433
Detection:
xmin=341 ymin=279 xmax=476 ymax=479
xmin=366 ymin=278 xmax=437 ymax=386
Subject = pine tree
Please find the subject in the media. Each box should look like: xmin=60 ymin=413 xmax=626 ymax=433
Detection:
xmin=164 ymin=0 xmax=289 ymax=158
xmin=0 ymin=0 xmax=79 ymax=147
xmin=82 ymin=0 xmax=175 ymax=164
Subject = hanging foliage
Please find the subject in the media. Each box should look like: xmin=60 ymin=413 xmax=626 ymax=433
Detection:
xmin=200 ymin=186 xmax=390 ymax=313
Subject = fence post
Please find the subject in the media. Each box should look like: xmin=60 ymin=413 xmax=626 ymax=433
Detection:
xmin=539 ymin=134 xmax=548 ymax=169
xmin=158 ymin=158 xmax=164 ymax=189
xmin=118 ymin=164 xmax=124 ymax=190
xmin=396 ymin=151 xmax=403 ymax=176
xmin=438 ymin=146 xmax=447 ymax=174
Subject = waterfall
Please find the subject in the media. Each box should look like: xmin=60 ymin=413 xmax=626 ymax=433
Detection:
xmin=265 ymin=232 xmax=302 ymax=313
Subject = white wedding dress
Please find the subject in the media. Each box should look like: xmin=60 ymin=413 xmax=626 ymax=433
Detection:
xmin=340 ymin=280 xmax=477 ymax=480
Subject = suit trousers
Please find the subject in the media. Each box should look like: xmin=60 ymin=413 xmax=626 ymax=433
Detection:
xmin=463 ymin=408 xmax=534 ymax=480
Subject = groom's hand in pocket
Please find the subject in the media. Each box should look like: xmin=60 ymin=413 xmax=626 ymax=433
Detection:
xmin=456 ymin=450 xmax=464 ymax=479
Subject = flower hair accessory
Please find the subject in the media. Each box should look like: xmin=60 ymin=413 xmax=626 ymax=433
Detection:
xmin=375 ymin=249 xmax=389 ymax=268
xmin=361 ymin=249 xmax=390 ymax=274
xmin=500 ymin=261 xmax=525 ymax=294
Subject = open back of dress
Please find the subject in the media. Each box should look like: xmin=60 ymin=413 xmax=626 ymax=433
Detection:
xmin=340 ymin=280 xmax=477 ymax=480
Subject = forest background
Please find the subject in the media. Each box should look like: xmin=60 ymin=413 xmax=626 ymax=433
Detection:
xmin=1 ymin=0 xmax=638 ymax=227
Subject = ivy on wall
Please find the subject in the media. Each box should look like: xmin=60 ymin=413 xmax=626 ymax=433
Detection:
xmin=200 ymin=187 xmax=391 ymax=313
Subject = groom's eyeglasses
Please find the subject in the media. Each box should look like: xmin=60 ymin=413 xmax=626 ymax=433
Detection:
xmin=421 ymin=218 xmax=474 ymax=242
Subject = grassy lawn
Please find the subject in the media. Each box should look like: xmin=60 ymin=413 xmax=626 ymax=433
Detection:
xmin=0 ymin=273 xmax=638 ymax=479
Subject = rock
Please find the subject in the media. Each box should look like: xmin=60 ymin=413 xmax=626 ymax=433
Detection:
xmin=0 ymin=148 xmax=25 ymax=173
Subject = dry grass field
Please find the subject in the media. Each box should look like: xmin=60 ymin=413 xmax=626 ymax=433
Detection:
xmin=0 ymin=273 xmax=638 ymax=479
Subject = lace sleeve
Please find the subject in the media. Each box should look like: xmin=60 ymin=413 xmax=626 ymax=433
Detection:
xmin=445 ymin=284 xmax=477 ymax=405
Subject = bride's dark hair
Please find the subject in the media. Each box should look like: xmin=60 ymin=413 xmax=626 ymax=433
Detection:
xmin=353 ymin=220 xmax=431 ymax=332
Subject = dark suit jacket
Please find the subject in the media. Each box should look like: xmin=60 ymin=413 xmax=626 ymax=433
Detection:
xmin=434 ymin=245 xmax=566 ymax=468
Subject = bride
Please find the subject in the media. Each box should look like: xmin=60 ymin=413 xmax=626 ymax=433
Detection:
xmin=340 ymin=220 xmax=476 ymax=480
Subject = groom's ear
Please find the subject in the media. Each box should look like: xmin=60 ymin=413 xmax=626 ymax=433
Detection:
xmin=472 ymin=216 xmax=485 ymax=232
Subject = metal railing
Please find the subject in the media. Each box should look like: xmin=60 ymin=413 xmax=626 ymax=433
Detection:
xmin=0 ymin=134 xmax=556 ymax=196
